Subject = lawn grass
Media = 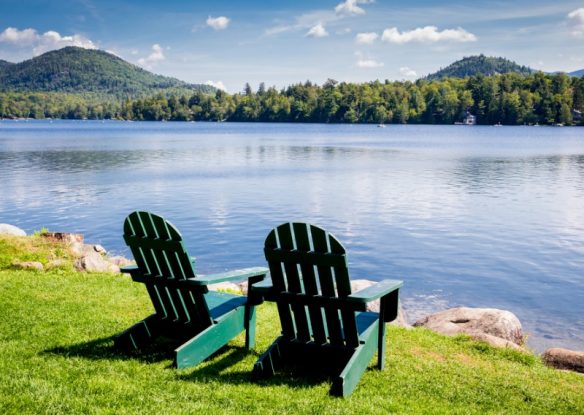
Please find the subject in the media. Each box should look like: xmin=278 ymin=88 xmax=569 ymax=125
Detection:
xmin=0 ymin=235 xmax=582 ymax=414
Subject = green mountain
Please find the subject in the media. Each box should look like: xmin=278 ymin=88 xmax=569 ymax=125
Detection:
xmin=0 ymin=47 xmax=214 ymax=98
xmin=569 ymin=69 xmax=584 ymax=77
xmin=426 ymin=55 xmax=535 ymax=80
xmin=0 ymin=59 xmax=15 ymax=71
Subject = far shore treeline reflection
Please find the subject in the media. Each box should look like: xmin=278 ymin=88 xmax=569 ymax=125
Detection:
xmin=1 ymin=72 xmax=583 ymax=125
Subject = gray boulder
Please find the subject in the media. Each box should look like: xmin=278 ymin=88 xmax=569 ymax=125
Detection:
xmin=414 ymin=307 xmax=524 ymax=350
xmin=107 ymin=256 xmax=134 ymax=268
xmin=542 ymin=348 xmax=584 ymax=373
xmin=74 ymin=251 xmax=119 ymax=273
xmin=0 ymin=224 xmax=26 ymax=236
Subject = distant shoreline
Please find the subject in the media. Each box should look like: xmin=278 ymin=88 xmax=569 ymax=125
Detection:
xmin=0 ymin=118 xmax=580 ymax=127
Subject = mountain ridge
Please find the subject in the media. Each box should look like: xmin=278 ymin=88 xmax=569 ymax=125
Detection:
xmin=0 ymin=47 xmax=214 ymax=98
xmin=426 ymin=55 xmax=536 ymax=80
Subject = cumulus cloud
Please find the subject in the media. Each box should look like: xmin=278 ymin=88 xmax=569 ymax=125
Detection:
xmin=399 ymin=66 xmax=417 ymax=78
xmin=355 ymin=32 xmax=378 ymax=44
xmin=567 ymin=8 xmax=584 ymax=37
xmin=206 ymin=16 xmax=230 ymax=30
xmin=0 ymin=27 xmax=97 ymax=55
xmin=335 ymin=0 xmax=373 ymax=16
xmin=0 ymin=27 xmax=37 ymax=44
xmin=137 ymin=44 xmax=165 ymax=68
xmin=357 ymin=58 xmax=384 ymax=68
xmin=381 ymin=26 xmax=477 ymax=44
xmin=205 ymin=80 xmax=226 ymax=91
xmin=306 ymin=23 xmax=329 ymax=38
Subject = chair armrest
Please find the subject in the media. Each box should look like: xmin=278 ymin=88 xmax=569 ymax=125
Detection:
xmin=194 ymin=267 xmax=269 ymax=285
xmin=347 ymin=279 xmax=403 ymax=304
xmin=249 ymin=278 xmax=273 ymax=294
xmin=120 ymin=265 xmax=140 ymax=275
xmin=247 ymin=278 xmax=273 ymax=305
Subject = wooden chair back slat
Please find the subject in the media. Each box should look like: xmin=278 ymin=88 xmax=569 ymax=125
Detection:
xmin=277 ymin=224 xmax=311 ymax=342
xmin=293 ymin=223 xmax=327 ymax=344
xmin=265 ymin=228 xmax=295 ymax=339
xmin=309 ymin=224 xmax=344 ymax=346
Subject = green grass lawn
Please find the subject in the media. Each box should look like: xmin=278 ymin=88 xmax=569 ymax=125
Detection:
xmin=0 ymin=235 xmax=582 ymax=414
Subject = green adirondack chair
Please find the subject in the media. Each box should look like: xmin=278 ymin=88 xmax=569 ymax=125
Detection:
xmin=115 ymin=211 xmax=268 ymax=369
xmin=251 ymin=222 xmax=403 ymax=397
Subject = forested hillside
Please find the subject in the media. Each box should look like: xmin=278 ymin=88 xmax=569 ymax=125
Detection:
xmin=426 ymin=55 xmax=535 ymax=80
xmin=0 ymin=47 xmax=213 ymax=98
xmin=3 ymin=72 xmax=582 ymax=125
xmin=0 ymin=60 xmax=14 ymax=71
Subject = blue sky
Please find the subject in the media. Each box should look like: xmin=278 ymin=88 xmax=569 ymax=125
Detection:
xmin=1 ymin=0 xmax=583 ymax=92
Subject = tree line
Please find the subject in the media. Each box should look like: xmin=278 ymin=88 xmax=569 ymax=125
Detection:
xmin=1 ymin=72 xmax=583 ymax=125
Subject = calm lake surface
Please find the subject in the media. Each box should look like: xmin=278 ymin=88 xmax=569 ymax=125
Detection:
xmin=1 ymin=120 xmax=583 ymax=352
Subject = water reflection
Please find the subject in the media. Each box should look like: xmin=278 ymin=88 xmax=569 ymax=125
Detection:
xmin=1 ymin=120 xmax=583 ymax=352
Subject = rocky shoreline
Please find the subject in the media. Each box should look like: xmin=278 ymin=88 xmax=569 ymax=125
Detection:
xmin=1 ymin=223 xmax=582 ymax=374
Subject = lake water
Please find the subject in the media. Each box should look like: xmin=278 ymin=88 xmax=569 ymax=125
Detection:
xmin=1 ymin=120 xmax=583 ymax=352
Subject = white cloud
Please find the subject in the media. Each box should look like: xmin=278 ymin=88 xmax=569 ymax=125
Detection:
xmin=306 ymin=23 xmax=329 ymax=38
xmin=567 ymin=8 xmax=584 ymax=37
xmin=399 ymin=66 xmax=417 ymax=78
xmin=335 ymin=0 xmax=373 ymax=16
xmin=206 ymin=16 xmax=230 ymax=31
xmin=0 ymin=27 xmax=97 ymax=55
xmin=381 ymin=26 xmax=477 ymax=44
xmin=357 ymin=58 xmax=384 ymax=68
xmin=355 ymin=32 xmax=378 ymax=44
xmin=137 ymin=44 xmax=165 ymax=69
xmin=0 ymin=27 xmax=37 ymax=44
xmin=205 ymin=80 xmax=226 ymax=91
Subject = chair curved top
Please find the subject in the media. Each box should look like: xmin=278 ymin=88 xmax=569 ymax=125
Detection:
xmin=123 ymin=211 xmax=195 ymax=280
xmin=124 ymin=211 xmax=182 ymax=241
xmin=265 ymin=222 xmax=346 ymax=255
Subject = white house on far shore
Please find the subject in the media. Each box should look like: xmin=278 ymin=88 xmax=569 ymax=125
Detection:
xmin=463 ymin=113 xmax=476 ymax=125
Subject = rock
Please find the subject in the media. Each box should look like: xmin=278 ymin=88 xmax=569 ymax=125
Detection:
xmin=74 ymin=251 xmax=119 ymax=273
xmin=107 ymin=256 xmax=134 ymax=268
xmin=93 ymin=244 xmax=107 ymax=254
xmin=351 ymin=279 xmax=409 ymax=327
xmin=70 ymin=242 xmax=85 ymax=257
xmin=542 ymin=348 xmax=584 ymax=373
xmin=14 ymin=261 xmax=43 ymax=271
xmin=41 ymin=232 xmax=84 ymax=244
xmin=414 ymin=307 xmax=524 ymax=349
xmin=239 ymin=280 xmax=249 ymax=295
xmin=70 ymin=243 xmax=104 ymax=258
xmin=208 ymin=282 xmax=242 ymax=293
xmin=0 ymin=224 xmax=26 ymax=236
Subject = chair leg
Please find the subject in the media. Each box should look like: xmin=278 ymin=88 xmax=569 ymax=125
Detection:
xmin=252 ymin=336 xmax=285 ymax=379
xmin=331 ymin=320 xmax=379 ymax=398
xmin=378 ymin=299 xmax=388 ymax=370
xmin=245 ymin=304 xmax=257 ymax=350
xmin=377 ymin=320 xmax=387 ymax=370
xmin=114 ymin=314 xmax=162 ymax=351
xmin=174 ymin=306 xmax=245 ymax=369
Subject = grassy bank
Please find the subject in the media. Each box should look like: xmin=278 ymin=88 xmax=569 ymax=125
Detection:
xmin=0 ymin=235 xmax=582 ymax=414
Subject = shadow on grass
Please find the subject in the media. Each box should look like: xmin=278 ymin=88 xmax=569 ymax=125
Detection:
xmin=44 ymin=335 xmax=180 ymax=366
xmin=45 ymin=336 xmax=332 ymax=392
xmin=176 ymin=346 xmax=331 ymax=391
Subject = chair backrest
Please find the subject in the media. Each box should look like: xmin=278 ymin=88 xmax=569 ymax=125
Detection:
xmin=124 ymin=211 xmax=196 ymax=280
xmin=123 ymin=211 xmax=212 ymax=328
xmin=264 ymin=222 xmax=360 ymax=348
